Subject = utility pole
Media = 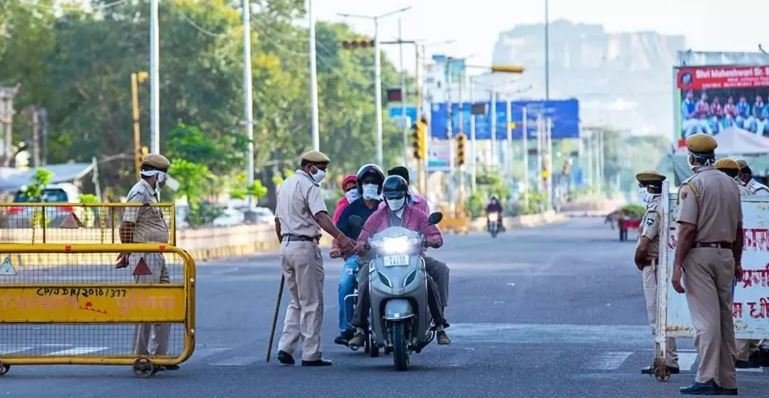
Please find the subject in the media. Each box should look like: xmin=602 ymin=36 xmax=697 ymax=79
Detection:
xmin=398 ymin=18 xmax=408 ymax=165
xmin=0 ymin=86 xmax=19 ymax=167
xmin=131 ymin=71 xmax=148 ymax=179
xmin=149 ymin=0 xmax=160 ymax=154
xmin=536 ymin=114 xmax=543 ymax=192
xmin=31 ymin=107 xmax=41 ymax=167
xmin=339 ymin=7 xmax=411 ymax=166
xmin=544 ymin=0 xmax=550 ymax=100
xmin=522 ymin=106 xmax=529 ymax=207
xmin=505 ymin=99 xmax=513 ymax=179
xmin=242 ymin=0 xmax=255 ymax=204
xmin=490 ymin=90 xmax=497 ymax=168
xmin=308 ymin=0 xmax=320 ymax=151
xmin=546 ymin=118 xmax=554 ymax=210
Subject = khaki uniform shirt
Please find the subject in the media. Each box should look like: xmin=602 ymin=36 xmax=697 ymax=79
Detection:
xmin=275 ymin=170 xmax=327 ymax=238
xmin=639 ymin=194 xmax=662 ymax=261
xmin=122 ymin=179 xmax=169 ymax=243
xmin=735 ymin=178 xmax=751 ymax=196
xmin=745 ymin=179 xmax=769 ymax=195
xmin=677 ymin=166 xmax=742 ymax=243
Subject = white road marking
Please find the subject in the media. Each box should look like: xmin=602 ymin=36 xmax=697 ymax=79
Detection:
xmin=586 ymin=351 xmax=633 ymax=370
xmin=210 ymin=356 xmax=257 ymax=366
xmin=46 ymin=347 xmax=108 ymax=356
xmin=0 ymin=346 xmax=33 ymax=354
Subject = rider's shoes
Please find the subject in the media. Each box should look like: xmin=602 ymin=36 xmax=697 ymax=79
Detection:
xmin=437 ymin=330 xmax=451 ymax=345
xmin=347 ymin=334 xmax=366 ymax=348
xmin=641 ymin=365 xmax=680 ymax=374
xmin=334 ymin=329 xmax=355 ymax=346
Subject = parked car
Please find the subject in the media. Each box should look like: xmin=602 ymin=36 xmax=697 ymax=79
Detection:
xmin=8 ymin=183 xmax=94 ymax=228
xmin=237 ymin=206 xmax=274 ymax=225
xmin=212 ymin=207 xmax=245 ymax=227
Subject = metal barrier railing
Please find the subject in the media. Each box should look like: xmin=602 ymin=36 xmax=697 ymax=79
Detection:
xmin=0 ymin=203 xmax=176 ymax=245
xmin=0 ymin=243 xmax=195 ymax=377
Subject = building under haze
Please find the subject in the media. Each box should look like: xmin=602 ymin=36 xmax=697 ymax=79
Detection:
xmin=492 ymin=20 xmax=686 ymax=136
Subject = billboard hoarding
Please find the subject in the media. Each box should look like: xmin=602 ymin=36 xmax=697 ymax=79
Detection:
xmin=675 ymin=65 xmax=769 ymax=143
xmin=429 ymin=99 xmax=579 ymax=140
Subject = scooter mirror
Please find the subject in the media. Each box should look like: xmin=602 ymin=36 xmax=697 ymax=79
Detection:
xmin=349 ymin=215 xmax=364 ymax=229
xmin=427 ymin=212 xmax=443 ymax=225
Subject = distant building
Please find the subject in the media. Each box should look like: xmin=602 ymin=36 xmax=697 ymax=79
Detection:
xmin=492 ymin=20 xmax=685 ymax=136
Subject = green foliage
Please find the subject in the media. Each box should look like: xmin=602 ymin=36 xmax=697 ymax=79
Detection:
xmin=22 ymin=168 xmax=54 ymax=202
xmin=621 ymin=204 xmax=646 ymax=218
xmin=229 ymin=173 xmax=268 ymax=200
xmin=169 ymin=159 xmax=217 ymax=227
xmin=0 ymin=0 xmax=405 ymax=198
xmin=78 ymin=194 xmax=99 ymax=204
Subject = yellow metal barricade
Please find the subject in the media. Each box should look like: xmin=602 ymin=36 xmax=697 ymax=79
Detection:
xmin=0 ymin=243 xmax=195 ymax=377
xmin=0 ymin=203 xmax=176 ymax=246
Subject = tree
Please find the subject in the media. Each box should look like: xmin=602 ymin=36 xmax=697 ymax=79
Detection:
xmin=168 ymin=159 xmax=220 ymax=227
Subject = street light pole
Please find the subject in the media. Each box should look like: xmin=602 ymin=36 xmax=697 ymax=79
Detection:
xmin=242 ymin=0 xmax=255 ymax=203
xmin=338 ymin=7 xmax=412 ymax=166
xmin=398 ymin=18 xmax=408 ymax=165
xmin=150 ymin=0 xmax=160 ymax=154
xmin=308 ymin=0 xmax=320 ymax=151
xmin=544 ymin=0 xmax=550 ymax=100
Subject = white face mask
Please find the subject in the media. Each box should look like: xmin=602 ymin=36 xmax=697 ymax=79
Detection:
xmin=310 ymin=167 xmax=326 ymax=183
xmin=362 ymin=184 xmax=379 ymax=200
xmin=638 ymin=187 xmax=649 ymax=204
xmin=387 ymin=197 xmax=406 ymax=212
xmin=344 ymin=190 xmax=360 ymax=203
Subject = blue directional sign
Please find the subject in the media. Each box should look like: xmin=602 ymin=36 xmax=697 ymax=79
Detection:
xmin=429 ymin=99 xmax=580 ymax=140
xmin=388 ymin=106 xmax=418 ymax=125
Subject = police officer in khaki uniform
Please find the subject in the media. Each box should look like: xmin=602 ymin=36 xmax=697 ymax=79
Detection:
xmin=723 ymin=158 xmax=767 ymax=368
xmin=634 ymin=170 xmax=680 ymax=375
xmin=672 ymin=134 xmax=743 ymax=395
xmin=736 ymin=159 xmax=769 ymax=195
xmin=274 ymin=150 xmax=355 ymax=367
xmin=117 ymin=154 xmax=178 ymax=371
xmin=715 ymin=158 xmax=750 ymax=196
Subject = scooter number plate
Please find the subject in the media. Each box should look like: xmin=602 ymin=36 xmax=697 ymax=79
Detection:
xmin=383 ymin=255 xmax=409 ymax=267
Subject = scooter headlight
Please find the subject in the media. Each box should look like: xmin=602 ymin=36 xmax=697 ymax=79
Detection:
xmin=381 ymin=236 xmax=411 ymax=254
xmin=488 ymin=212 xmax=499 ymax=219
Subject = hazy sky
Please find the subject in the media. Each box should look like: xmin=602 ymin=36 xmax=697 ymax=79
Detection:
xmin=315 ymin=0 xmax=769 ymax=73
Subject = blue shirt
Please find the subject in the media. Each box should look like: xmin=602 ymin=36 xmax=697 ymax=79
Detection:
xmin=336 ymin=198 xmax=380 ymax=240
xmin=681 ymin=99 xmax=696 ymax=119
xmin=737 ymin=102 xmax=750 ymax=117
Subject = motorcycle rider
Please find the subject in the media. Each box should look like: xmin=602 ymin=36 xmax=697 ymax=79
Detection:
xmin=331 ymin=164 xmax=385 ymax=345
xmin=332 ymin=175 xmax=359 ymax=223
xmin=347 ymin=175 xmax=451 ymax=347
xmin=485 ymin=195 xmax=504 ymax=231
xmin=384 ymin=166 xmax=451 ymax=311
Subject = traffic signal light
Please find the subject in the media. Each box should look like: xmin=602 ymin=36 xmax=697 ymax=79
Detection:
xmin=455 ymin=133 xmax=467 ymax=166
xmin=412 ymin=119 xmax=427 ymax=160
xmin=341 ymin=39 xmax=374 ymax=49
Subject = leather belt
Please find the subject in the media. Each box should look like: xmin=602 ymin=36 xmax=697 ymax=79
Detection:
xmin=282 ymin=234 xmax=320 ymax=243
xmin=695 ymin=241 xmax=732 ymax=249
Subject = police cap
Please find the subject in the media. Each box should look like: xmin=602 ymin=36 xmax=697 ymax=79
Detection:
xmin=714 ymin=158 xmax=740 ymax=171
xmin=141 ymin=153 xmax=170 ymax=170
xmin=301 ymin=150 xmax=330 ymax=164
xmin=635 ymin=170 xmax=666 ymax=184
xmin=686 ymin=133 xmax=718 ymax=154
xmin=736 ymin=159 xmax=748 ymax=170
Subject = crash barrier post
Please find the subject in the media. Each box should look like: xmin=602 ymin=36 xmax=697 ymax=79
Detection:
xmin=0 ymin=203 xmax=176 ymax=246
xmin=655 ymin=181 xmax=769 ymax=382
xmin=0 ymin=243 xmax=196 ymax=377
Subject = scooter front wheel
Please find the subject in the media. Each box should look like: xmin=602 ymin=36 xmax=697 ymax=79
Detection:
xmin=392 ymin=322 xmax=409 ymax=371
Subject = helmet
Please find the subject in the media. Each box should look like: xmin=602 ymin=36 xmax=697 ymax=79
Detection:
xmin=355 ymin=164 xmax=385 ymax=194
xmin=382 ymin=175 xmax=409 ymax=201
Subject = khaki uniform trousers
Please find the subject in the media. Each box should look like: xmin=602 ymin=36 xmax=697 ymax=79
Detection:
xmin=683 ymin=248 xmax=737 ymax=389
xmin=277 ymin=240 xmax=325 ymax=362
xmin=642 ymin=263 xmax=679 ymax=367
xmin=131 ymin=253 xmax=170 ymax=356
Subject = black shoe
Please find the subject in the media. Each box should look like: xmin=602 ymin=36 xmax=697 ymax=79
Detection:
xmin=715 ymin=386 xmax=738 ymax=396
xmin=437 ymin=330 xmax=451 ymax=345
xmin=680 ymin=380 xmax=719 ymax=395
xmin=277 ymin=350 xmax=295 ymax=365
xmin=735 ymin=360 xmax=759 ymax=369
xmin=164 ymin=364 xmax=180 ymax=371
xmin=641 ymin=365 xmax=680 ymax=375
xmin=334 ymin=330 xmax=355 ymax=346
xmin=301 ymin=358 xmax=333 ymax=367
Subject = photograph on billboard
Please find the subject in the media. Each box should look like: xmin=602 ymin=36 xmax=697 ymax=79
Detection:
xmin=676 ymin=65 xmax=769 ymax=140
